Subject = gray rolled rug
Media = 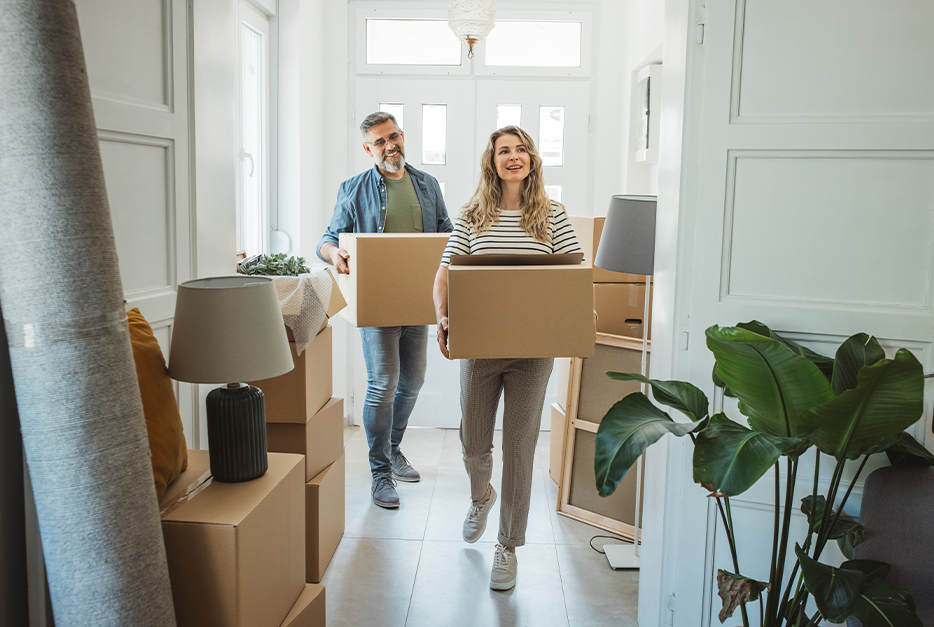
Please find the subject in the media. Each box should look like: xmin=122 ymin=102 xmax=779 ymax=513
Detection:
xmin=0 ymin=1 xmax=177 ymax=625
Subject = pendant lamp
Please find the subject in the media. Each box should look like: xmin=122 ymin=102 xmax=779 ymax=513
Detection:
xmin=448 ymin=0 xmax=496 ymax=58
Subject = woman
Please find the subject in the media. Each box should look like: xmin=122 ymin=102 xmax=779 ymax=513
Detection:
xmin=432 ymin=126 xmax=586 ymax=591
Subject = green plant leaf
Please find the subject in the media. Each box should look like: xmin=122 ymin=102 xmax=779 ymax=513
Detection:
xmin=798 ymin=349 xmax=924 ymax=460
xmin=594 ymin=393 xmax=701 ymax=497
xmin=837 ymin=525 xmax=867 ymax=560
xmin=605 ymin=372 xmax=709 ymax=423
xmin=832 ymin=333 xmax=886 ymax=396
xmin=847 ymin=578 xmax=922 ymax=627
xmin=705 ymin=326 xmax=835 ymax=438
xmin=716 ymin=570 xmax=768 ymax=624
xmin=840 ymin=560 xmax=891 ymax=583
xmin=883 ymin=432 xmax=934 ymax=467
xmin=711 ymin=364 xmax=735 ymax=398
xmin=796 ymin=544 xmax=865 ymax=622
xmin=737 ymin=320 xmax=835 ymax=382
xmin=693 ymin=414 xmax=806 ymax=496
xmin=801 ymin=495 xmax=865 ymax=549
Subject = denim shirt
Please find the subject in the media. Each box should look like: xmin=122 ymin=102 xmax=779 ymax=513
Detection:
xmin=316 ymin=164 xmax=453 ymax=262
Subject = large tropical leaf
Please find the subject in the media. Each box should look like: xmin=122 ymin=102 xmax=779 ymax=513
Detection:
xmin=716 ymin=570 xmax=768 ymax=624
xmin=693 ymin=414 xmax=806 ymax=496
xmin=706 ymin=326 xmax=835 ymax=437
xmin=832 ymin=333 xmax=886 ymax=396
xmin=605 ymin=372 xmax=709 ymax=423
xmin=883 ymin=432 xmax=934 ymax=467
xmin=796 ymin=545 xmax=865 ymax=622
xmin=594 ymin=393 xmax=701 ymax=497
xmin=841 ymin=560 xmax=891 ymax=584
xmin=800 ymin=495 xmax=865 ymax=540
xmin=798 ymin=349 xmax=923 ymax=460
xmin=847 ymin=578 xmax=922 ymax=627
xmin=737 ymin=320 xmax=835 ymax=382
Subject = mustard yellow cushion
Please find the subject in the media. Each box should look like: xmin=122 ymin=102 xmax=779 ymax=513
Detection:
xmin=127 ymin=308 xmax=188 ymax=499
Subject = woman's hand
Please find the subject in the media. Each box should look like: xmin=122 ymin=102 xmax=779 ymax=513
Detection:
xmin=437 ymin=316 xmax=450 ymax=359
xmin=433 ymin=266 xmax=451 ymax=359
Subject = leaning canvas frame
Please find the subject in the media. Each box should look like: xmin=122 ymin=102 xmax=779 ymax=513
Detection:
xmin=556 ymin=332 xmax=649 ymax=541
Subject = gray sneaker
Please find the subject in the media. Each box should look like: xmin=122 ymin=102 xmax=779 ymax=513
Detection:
xmin=463 ymin=485 xmax=497 ymax=543
xmin=391 ymin=450 xmax=420 ymax=483
xmin=490 ymin=544 xmax=517 ymax=591
xmin=372 ymin=474 xmax=399 ymax=509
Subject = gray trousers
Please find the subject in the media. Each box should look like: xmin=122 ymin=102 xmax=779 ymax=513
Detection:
xmin=459 ymin=357 xmax=554 ymax=547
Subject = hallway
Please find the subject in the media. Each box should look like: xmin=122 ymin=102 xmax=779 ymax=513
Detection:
xmin=321 ymin=427 xmax=639 ymax=627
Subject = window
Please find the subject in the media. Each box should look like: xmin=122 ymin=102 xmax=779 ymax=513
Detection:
xmin=496 ymin=104 xmax=522 ymax=130
xmin=238 ymin=2 xmax=269 ymax=258
xmin=545 ymin=185 xmax=563 ymax=202
xmin=422 ymin=104 xmax=447 ymax=165
xmin=485 ymin=22 xmax=582 ymax=67
xmin=539 ymin=106 xmax=565 ymax=166
xmin=379 ymin=103 xmax=404 ymax=131
xmin=366 ymin=20 xmax=461 ymax=66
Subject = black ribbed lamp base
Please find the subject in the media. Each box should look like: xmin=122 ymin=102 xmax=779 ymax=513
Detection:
xmin=206 ymin=384 xmax=268 ymax=482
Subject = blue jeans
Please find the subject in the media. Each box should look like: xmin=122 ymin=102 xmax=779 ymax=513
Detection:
xmin=359 ymin=326 xmax=428 ymax=476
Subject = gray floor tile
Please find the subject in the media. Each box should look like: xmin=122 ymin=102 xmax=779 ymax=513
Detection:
xmin=319 ymin=537 xmax=422 ymax=627
xmin=406 ymin=541 xmax=570 ymax=627
xmin=556 ymin=543 xmax=640 ymax=627
xmin=344 ymin=462 xmax=438 ymax=540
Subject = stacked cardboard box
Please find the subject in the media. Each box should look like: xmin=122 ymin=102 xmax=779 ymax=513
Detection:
xmin=569 ymin=215 xmax=653 ymax=340
xmin=248 ymin=282 xmax=347 ymax=585
xmin=159 ymin=451 xmax=308 ymax=627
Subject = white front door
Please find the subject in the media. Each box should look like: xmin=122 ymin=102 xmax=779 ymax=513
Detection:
xmin=352 ymin=77 xmax=591 ymax=428
xmin=75 ymin=0 xmax=195 ymax=440
xmin=659 ymin=1 xmax=934 ymax=625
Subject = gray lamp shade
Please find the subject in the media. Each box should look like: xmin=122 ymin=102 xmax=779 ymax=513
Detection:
xmin=168 ymin=276 xmax=293 ymax=384
xmin=594 ymin=195 xmax=657 ymax=276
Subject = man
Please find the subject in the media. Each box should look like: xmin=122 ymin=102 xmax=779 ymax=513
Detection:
xmin=317 ymin=111 xmax=452 ymax=509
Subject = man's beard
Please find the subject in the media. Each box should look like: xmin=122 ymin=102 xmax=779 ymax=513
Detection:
xmin=378 ymin=146 xmax=406 ymax=173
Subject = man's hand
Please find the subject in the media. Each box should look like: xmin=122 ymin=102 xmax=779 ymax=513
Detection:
xmin=325 ymin=244 xmax=350 ymax=274
xmin=436 ymin=316 xmax=450 ymax=359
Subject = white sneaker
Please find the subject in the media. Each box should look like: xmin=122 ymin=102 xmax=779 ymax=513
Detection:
xmin=490 ymin=544 xmax=517 ymax=591
xmin=463 ymin=485 xmax=497 ymax=543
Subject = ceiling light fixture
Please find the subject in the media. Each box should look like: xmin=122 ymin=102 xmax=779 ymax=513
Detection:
xmin=448 ymin=0 xmax=495 ymax=59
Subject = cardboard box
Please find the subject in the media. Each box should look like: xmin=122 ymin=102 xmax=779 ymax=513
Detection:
xmin=249 ymin=325 xmax=332 ymax=423
xmin=555 ymin=358 xmax=572 ymax=410
xmin=337 ymin=233 xmax=450 ymax=327
xmin=285 ymin=267 xmax=347 ymax=339
xmin=447 ymin=263 xmax=594 ymax=359
xmin=549 ymin=402 xmax=567 ymax=485
xmin=306 ymin=453 xmax=345 ymax=583
xmin=267 ymin=397 xmax=344 ymax=482
xmin=594 ymin=283 xmax=652 ymax=340
xmin=569 ymin=215 xmax=651 ymax=283
xmin=161 ymin=451 xmax=305 ymax=627
xmin=280 ymin=584 xmax=325 ymax=627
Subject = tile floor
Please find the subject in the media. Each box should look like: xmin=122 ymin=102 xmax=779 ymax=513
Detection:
xmin=320 ymin=426 xmax=640 ymax=627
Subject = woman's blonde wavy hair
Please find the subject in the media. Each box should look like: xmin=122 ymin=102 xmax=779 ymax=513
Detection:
xmin=459 ymin=126 xmax=552 ymax=243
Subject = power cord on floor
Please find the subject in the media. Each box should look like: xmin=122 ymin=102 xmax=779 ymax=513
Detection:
xmin=589 ymin=534 xmax=634 ymax=555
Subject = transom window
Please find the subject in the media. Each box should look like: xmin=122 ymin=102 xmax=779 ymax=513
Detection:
xmin=366 ymin=19 xmax=461 ymax=66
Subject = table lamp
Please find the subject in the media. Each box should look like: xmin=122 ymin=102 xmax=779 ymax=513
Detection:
xmin=168 ymin=276 xmax=293 ymax=482
xmin=594 ymin=194 xmax=656 ymax=569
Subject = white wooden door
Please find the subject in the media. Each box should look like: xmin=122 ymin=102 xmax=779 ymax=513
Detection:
xmin=352 ymin=78 xmax=591 ymax=428
xmin=663 ymin=1 xmax=934 ymax=625
xmin=75 ymin=0 xmax=195 ymax=442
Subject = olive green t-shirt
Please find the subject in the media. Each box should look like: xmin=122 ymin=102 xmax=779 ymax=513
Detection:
xmin=383 ymin=171 xmax=424 ymax=233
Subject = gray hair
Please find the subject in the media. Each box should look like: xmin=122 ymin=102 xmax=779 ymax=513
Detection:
xmin=360 ymin=111 xmax=400 ymax=138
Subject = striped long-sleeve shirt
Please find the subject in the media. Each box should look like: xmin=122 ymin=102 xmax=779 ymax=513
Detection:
xmin=440 ymin=201 xmax=583 ymax=266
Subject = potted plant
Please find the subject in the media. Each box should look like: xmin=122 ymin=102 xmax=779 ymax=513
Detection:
xmin=238 ymin=253 xmax=310 ymax=276
xmin=595 ymin=321 xmax=932 ymax=626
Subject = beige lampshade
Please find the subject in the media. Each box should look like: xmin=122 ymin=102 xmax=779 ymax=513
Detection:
xmin=167 ymin=276 xmax=293 ymax=384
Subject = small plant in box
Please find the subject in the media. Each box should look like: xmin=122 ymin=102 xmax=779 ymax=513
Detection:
xmin=239 ymin=253 xmax=310 ymax=277
xmin=594 ymin=321 xmax=932 ymax=626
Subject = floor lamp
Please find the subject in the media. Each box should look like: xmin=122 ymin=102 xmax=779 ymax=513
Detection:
xmin=593 ymin=194 xmax=657 ymax=569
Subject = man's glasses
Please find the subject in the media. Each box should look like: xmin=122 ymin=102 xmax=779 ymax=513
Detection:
xmin=368 ymin=132 xmax=402 ymax=149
